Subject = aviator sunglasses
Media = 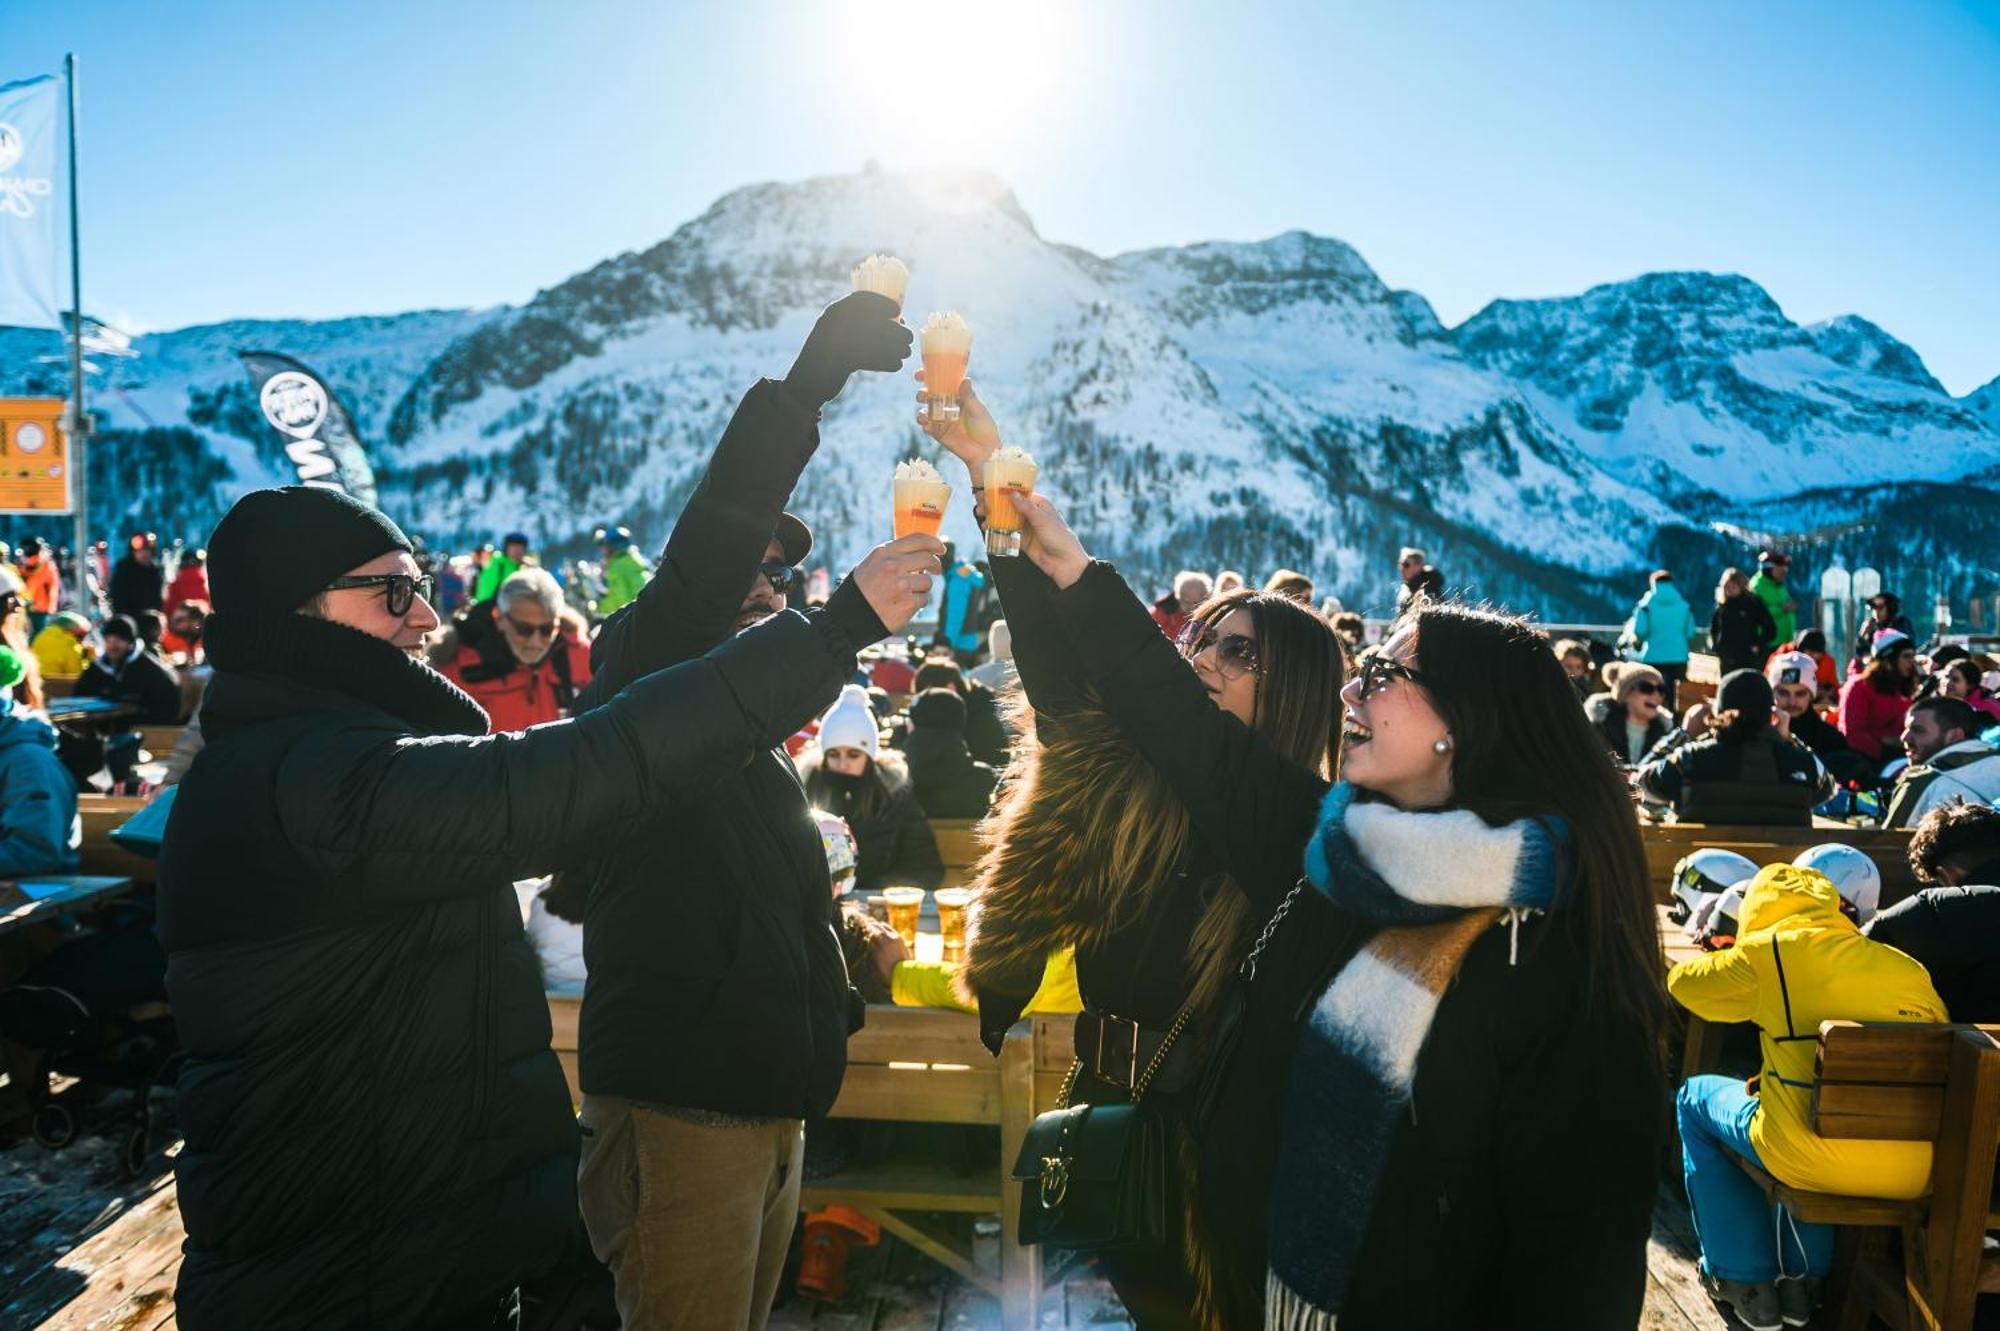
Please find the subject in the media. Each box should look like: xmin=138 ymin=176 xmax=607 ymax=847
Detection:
xmin=1180 ymin=624 xmax=1261 ymax=681
xmin=322 ymin=572 xmax=436 ymax=617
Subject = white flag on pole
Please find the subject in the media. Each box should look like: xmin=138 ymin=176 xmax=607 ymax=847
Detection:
xmin=0 ymin=73 xmax=63 ymax=331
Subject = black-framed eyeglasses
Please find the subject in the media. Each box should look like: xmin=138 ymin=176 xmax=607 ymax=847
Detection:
xmin=1355 ymin=654 xmax=1429 ymax=700
xmin=1181 ymin=625 xmax=1261 ymax=681
xmin=323 ymin=572 xmax=435 ymax=617
xmin=502 ymin=613 xmax=556 ymax=640
xmin=759 ymin=561 xmax=802 ymax=598
xmin=1629 ymin=681 xmax=1663 ymax=696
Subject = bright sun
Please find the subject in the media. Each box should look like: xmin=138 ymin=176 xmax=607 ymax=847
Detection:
xmin=825 ymin=0 xmax=1079 ymax=166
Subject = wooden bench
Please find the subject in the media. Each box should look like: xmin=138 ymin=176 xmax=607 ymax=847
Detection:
xmin=931 ymin=818 xmax=983 ymax=890
xmin=77 ymin=794 xmax=157 ymax=883
xmin=8 ymin=1172 xmax=185 ymax=1330
xmin=136 ymin=725 xmax=185 ymax=759
xmin=546 ymin=994 xmax=1070 ymax=1331
xmin=1728 ymin=1021 xmax=2000 ymax=1330
xmin=1642 ymin=821 xmax=1916 ymax=908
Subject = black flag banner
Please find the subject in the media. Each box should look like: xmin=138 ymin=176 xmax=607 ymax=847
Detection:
xmin=238 ymin=351 xmax=380 ymax=507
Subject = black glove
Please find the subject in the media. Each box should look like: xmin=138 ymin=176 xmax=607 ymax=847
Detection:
xmin=783 ymin=291 xmax=913 ymax=409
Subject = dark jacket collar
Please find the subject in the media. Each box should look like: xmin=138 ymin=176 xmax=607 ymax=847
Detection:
xmin=203 ymin=609 xmax=488 ymax=739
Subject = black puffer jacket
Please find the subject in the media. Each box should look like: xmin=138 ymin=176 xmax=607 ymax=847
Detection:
xmin=801 ymin=753 xmax=945 ymax=893
xmin=160 ymin=603 xmax=853 ymax=1329
xmin=1637 ymin=729 xmax=1833 ymax=824
xmin=901 ymin=691 xmax=998 ymax=818
xmin=577 ymin=380 xmax=887 ymax=1119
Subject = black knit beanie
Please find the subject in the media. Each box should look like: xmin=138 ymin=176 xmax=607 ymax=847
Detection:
xmin=910 ymin=686 xmax=968 ymax=734
xmin=207 ymin=487 xmax=412 ymax=617
xmin=1717 ymin=668 xmax=1773 ymax=718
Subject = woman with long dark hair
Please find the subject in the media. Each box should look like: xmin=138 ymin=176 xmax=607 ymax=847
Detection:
xmin=1265 ymin=602 xmax=1670 ymax=1330
xmin=925 ymin=383 xmax=1346 ymax=1329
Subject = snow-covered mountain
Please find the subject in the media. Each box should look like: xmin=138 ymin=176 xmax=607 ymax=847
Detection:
xmin=2 ymin=167 xmax=1995 ymax=621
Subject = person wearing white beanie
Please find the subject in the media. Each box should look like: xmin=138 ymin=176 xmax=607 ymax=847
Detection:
xmin=802 ymin=686 xmax=941 ymax=895
xmin=816 ymin=684 xmax=881 ymax=757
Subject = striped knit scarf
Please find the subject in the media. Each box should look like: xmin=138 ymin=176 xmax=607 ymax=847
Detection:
xmin=1265 ymin=783 xmax=1570 ymax=1329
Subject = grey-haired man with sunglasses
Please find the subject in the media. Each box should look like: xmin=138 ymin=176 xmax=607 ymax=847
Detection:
xmin=572 ymin=290 xmax=942 ymax=1331
xmin=156 ymin=481 xmax=920 ymax=1330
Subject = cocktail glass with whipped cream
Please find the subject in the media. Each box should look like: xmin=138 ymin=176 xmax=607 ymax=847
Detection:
xmin=980 ymin=445 xmax=1038 ymax=559
xmin=893 ymin=459 xmax=952 ymax=539
xmin=920 ymin=312 xmax=973 ymax=425
xmin=851 ymin=254 xmax=909 ymax=313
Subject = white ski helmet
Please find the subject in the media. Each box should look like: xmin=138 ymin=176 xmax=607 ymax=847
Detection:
xmin=1793 ymin=843 xmax=1882 ymax=925
xmin=1670 ymin=848 xmax=1759 ymax=926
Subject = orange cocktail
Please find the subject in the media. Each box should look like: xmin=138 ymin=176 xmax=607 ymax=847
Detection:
xmin=893 ymin=459 xmax=952 ymax=539
xmin=921 ymin=311 xmax=973 ymax=424
xmin=981 ymin=446 xmax=1038 ymax=558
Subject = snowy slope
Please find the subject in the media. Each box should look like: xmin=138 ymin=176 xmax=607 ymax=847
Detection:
xmin=2 ymin=168 xmax=1995 ymax=620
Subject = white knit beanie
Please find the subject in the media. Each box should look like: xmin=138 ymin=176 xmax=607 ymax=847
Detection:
xmin=817 ymin=684 xmax=880 ymax=757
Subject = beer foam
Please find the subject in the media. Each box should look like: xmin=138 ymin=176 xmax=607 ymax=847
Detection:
xmin=990 ymin=444 xmax=1035 ymax=465
xmin=920 ymin=311 xmax=974 ymax=353
xmin=851 ymin=254 xmax=909 ymax=303
xmin=894 ymin=458 xmax=946 ymax=483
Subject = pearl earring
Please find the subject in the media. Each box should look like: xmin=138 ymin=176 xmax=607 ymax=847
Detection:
xmin=1433 ymin=738 xmax=1451 ymax=754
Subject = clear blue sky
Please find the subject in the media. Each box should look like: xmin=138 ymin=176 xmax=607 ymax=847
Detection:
xmin=10 ymin=0 xmax=1999 ymax=393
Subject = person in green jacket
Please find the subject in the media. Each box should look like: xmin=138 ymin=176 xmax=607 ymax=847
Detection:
xmin=1749 ymin=550 xmax=1798 ymax=650
xmin=594 ymin=525 xmax=651 ymax=619
xmin=473 ymin=532 xmax=529 ymax=603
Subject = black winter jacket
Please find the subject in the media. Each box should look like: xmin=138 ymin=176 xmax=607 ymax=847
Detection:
xmin=801 ymin=754 xmax=945 ymax=894
xmin=901 ymin=725 xmax=998 ymax=819
xmin=1637 ymin=730 xmax=1833 ymax=824
xmin=577 ymin=379 xmax=887 ymax=1119
xmin=76 ymin=648 xmax=183 ymax=723
xmin=1709 ymin=594 xmax=1776 ymax=675
xmin=109 ymin=553 xmax=164 ymax=618
xmin=160 ymin=602 xmax=852 ymax=1329
xmin=1585 ymin=693 xmax=1672 ymax=767
xmin=1866 ymin=880 xmax=2000 ymax=1023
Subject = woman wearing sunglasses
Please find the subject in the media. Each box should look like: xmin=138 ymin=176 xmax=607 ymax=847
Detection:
xmin=1256 ymin=606 xmax=1669 ymax=1330
xmin=1585 ymin=660 xmax=1672 ymax=767
xmin=921 ymin=383 xmax=1345 ymax=1328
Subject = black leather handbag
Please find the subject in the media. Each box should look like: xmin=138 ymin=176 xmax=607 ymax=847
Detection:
xmin=1009 ymin=878 xmax=1306 ymax=1251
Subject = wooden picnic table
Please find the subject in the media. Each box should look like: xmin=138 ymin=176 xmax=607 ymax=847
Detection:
xmin=1659 ymin=903 xmax=1736 ymax=1078
xmin=0 ymin=875 xmax=137 ymax=937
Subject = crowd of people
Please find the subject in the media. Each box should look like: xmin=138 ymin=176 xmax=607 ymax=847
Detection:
xmin=0 ymin=288 xmax=1996 ymax=1331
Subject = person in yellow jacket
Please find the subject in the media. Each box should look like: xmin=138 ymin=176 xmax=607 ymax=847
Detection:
xmin=890 ymin=947 xmax=1081 ymax=1015
xmin=1668 ymin=863 xmax=1945 ymax=1329
xmin=30 ymin=611 xmax=91 ymax=678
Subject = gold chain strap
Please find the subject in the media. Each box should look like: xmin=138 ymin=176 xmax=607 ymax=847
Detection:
xmin=1056 ymin=997 xmax=1198 ymax=1110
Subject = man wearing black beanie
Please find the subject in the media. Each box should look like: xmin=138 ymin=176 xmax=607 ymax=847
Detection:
xmin=1637 ymin=668 xmax=1833 ymax=825
xmin=158 ymin=483 xmax=937 ymax=1330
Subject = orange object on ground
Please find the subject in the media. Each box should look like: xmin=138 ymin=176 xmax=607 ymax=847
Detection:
xmin=797 ymin=1205 xmax=881 ymax=1303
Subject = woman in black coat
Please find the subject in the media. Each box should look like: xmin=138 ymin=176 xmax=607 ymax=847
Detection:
xmin=1710 ymin=567 xmax=1776 ymax=675
xmin=929 ymin=385 xmax=1346 ymax=1329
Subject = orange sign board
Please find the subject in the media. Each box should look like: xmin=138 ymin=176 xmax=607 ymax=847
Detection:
xmin=0 ymin=398 xmax=73 ymax=514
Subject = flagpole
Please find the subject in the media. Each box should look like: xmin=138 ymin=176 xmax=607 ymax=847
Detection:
xmin=63 ymin=52 xmax=89 ymax=613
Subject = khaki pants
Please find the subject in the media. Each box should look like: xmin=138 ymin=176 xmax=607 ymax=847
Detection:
xmin=577 ymin=1095 xmax=804 ymax=1331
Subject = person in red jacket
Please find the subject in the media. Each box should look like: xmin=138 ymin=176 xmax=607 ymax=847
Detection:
xmin=429 ymin=565 xmax=592 ymax=731
xmin=165 ymin=549 xmax=211 ymax=620
xmin=1838 ymin=628 xmax=1917 ymax=767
